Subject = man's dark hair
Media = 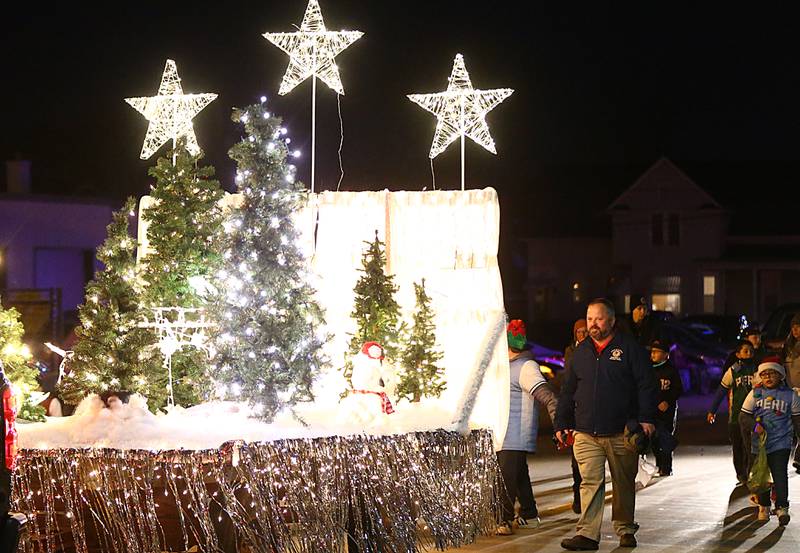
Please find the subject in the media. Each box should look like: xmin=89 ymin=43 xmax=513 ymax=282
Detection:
xmin=588 ymin=298 xmax=616 ymax=318
xmin=737 ymin=339 xmax=754 ymax=352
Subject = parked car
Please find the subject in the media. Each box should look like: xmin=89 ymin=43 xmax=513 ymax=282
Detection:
xmin=658 ymin=322 xmax=729 ymax=395
xmin=679 ymin=314 xmax=743 ymax=350
xmin=526 ymin=342 xmax=565 ymax=384
xmin=763 ymin=303 xmax=800 ymax=355
xmin=650 ymin=310 xmax=676 ymax=322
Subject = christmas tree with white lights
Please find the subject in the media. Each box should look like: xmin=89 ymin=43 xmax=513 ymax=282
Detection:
xmin=0 ymin=300 xmax=45 ymax=421
xmin=210 ymin=102 xmax=328 ymax=422
xmin=139 ymin=146 xmax=225 ymax=407
xmin=396 ymin=279 xmax=445 ymax=402
xmin=59 ymin=198 xmax=160 ymax=407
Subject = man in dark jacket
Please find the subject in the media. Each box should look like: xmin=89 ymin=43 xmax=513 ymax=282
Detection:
xmin=624 ymin=296 xmax=659 ymax=348
xmin=555 ymin=299 xmax=658 ymax=551
xmin=563 ymin=318 xmax=588 ymax=513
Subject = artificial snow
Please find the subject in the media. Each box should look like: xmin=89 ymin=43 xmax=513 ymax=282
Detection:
xmin=18 ymin=393 xmax=467 ymax=451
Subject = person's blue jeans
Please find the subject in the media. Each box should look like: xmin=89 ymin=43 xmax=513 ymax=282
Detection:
xmin=757 ymin=449 xmax=791 ymax=509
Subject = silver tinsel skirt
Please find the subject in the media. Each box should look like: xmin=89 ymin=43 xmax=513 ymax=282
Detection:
xmin=13 ymin=429 xmax=500 ymax=553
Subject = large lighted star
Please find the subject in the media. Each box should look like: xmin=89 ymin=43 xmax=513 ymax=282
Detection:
xmin=125 ymin=59 xmax=217 ymax=160
xmin=263 ymin=0 xmax=363 ymax=95
xmin=408 ymin=54 xmax=514 ymax=159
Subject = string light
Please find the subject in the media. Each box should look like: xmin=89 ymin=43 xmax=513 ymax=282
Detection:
xmin=263 ymin=0 xmax=363 ymax=96
xmin=125 ymin=59 xmax=217 ymax=160
xmin=138 ymin=307 xmax=215 ymax=407
xmin=407 ymin=53 xmax=513 ymax=159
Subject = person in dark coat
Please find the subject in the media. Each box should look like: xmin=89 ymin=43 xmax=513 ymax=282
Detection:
xmin=781 ymin=314 xmax=800 ymax=473
xmin=564 ymin=319 xmax=588 ymax=368
xmin=723 ymin=325 xmax=766 ymax=370
xmin=620 ymin=295 xmax=660 ymax=348
xmin=555 ymin=298 xmax=658 ymax=551
xmin=648 ymin=339 xmax=683 ymax=476
xmin=563 ymin=318 xmax=588 ymax=513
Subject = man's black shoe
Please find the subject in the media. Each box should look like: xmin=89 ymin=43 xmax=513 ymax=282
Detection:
xmin=619 ymin=534 xmax=637 ymax=547
xmin=561 ymin=535 xmax=599 ymax=550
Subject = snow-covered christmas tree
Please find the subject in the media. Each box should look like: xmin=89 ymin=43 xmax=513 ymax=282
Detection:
xmin=210 ymin=102 xmax=328 ymax=422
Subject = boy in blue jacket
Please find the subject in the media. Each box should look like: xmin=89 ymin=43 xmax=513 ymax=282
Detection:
xmin=739 ymin=362 xmax=800 ymax=525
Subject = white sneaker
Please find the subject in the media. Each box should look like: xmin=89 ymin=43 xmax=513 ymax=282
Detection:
xmin=496 ymin=521 xmax=514 ymax=536
xmin=758 ymin=506 xmax=770 ymax=521
xmin=776 ymin=507 xmax=790 ymax=526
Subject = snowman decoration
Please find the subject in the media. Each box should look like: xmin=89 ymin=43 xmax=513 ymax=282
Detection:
xmin=337 ymin=341 xmax=396 ymax=428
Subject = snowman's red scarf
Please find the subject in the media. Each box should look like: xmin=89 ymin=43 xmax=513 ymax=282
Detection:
xmin=351 ymin=389 xmax=395 ymax=414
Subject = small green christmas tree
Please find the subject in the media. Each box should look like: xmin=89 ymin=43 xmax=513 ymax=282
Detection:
xmin=59 ymin=198 xmax=161 ymax=407
xmin=345 ymin=232 xmax=403 ymax=384
xmin=0 ymin=301 xmax=45 ymax=421
xmin=139 ymin=146 xmax=225 ymax=407
xmin=396 ymin=279 xmax=445 ymax=402
xmin=210 ymin=103 xmax=328 ymax=422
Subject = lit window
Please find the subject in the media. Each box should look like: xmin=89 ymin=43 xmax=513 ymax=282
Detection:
xmin=652 ymin=294 xmax=681 ymax=314
xmin=703 ymin=275 xmax=716 ymax=313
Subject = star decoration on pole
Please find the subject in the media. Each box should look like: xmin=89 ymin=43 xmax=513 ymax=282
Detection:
xmin=263 ymin=0 xmax=363 ymax=96
xmin=125 ymin=59 xmax=217 ymax=160
xmin=408 ymin=54 xmax=514 ymax=160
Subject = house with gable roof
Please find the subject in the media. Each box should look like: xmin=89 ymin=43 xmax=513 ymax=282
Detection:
xmin=523 ymin=158 xmax=800 ymax=337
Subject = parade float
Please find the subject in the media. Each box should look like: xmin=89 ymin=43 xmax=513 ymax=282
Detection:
xmin=12 ymin=2 xmax=515 ymax=551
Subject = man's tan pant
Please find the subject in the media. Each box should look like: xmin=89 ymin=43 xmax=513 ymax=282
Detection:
xmin=573 ymin=431 xmax=640 ymax=541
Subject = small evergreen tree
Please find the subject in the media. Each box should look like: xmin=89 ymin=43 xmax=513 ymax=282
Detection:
xmin=396 ymin=279 xmax=445 ymax=402
xmin=0 ymin=301 xmax=45 ymax=421
xmin=210 ymin=103 xmax=328 ymax=422
xmin=139 ymin=146 xmax=225 ymax=407
xmin=59 ymin=198 xmax=160 ymax=407
xmin=345 ymin=232 xmax=403 ymax=384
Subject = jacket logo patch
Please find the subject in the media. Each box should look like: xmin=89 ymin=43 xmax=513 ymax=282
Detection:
xmin=610 ymin=348 xmax=623 ymax=361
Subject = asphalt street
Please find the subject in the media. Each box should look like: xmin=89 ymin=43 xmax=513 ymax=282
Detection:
xmin=441 ymin=394 xmax=800 ymax=552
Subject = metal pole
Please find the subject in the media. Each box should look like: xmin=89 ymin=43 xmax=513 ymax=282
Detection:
xmin=166 ymin=355 xmax=174 ymax=407
xmin=312 ymin=74 xmax=317 ymax=193
xmin=460 ymin=97 xmax=465 ymax=191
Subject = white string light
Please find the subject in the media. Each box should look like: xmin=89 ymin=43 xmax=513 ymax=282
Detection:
xmin=263 ymin=0 xmax=363 ymax=96
xmin=408 ymin=54 xmax=514 ymax=189
xmin=264 ymin=0 xmax=362 ymax=193
xmin=125 ymin=59 xmax=217 ymax=160
xmin=138 ymin=307 xmax=214 ymax=407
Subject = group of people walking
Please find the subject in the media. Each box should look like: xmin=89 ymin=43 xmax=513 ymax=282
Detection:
xmin=706 ymin=313 xmax=800 ymax=524
xmin=497 ymin=300 xmax=800 ymax=550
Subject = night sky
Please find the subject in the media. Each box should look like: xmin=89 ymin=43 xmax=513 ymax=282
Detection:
xmin=2 ymin=2 xmax=798 ymax=237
